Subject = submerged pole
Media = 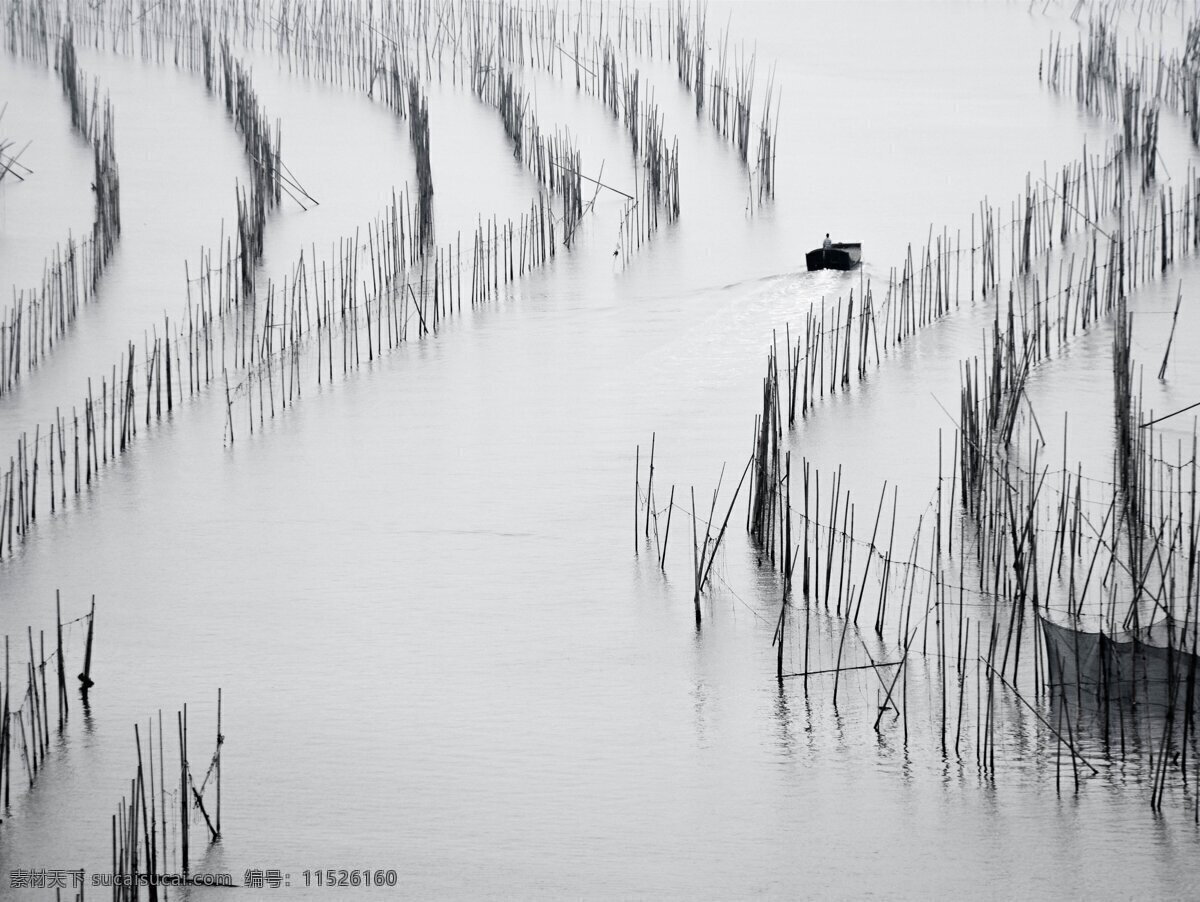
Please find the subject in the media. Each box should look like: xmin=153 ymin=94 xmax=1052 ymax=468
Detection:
xmin=79 ymin=596 xmax=95 ymax=694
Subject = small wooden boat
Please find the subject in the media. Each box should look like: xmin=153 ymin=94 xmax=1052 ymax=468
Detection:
xmin=806 ymin=242 xmax=862 ymax=271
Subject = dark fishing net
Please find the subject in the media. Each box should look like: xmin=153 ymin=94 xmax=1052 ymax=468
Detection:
xmin=1041 ymin=614 xmax=1200 ymax=720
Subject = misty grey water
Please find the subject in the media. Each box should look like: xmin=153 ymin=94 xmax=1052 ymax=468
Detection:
xmin=2 ymin=0 xmax=1200 ymax=898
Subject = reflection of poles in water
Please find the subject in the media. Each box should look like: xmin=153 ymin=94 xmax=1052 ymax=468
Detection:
xmin=110 ymin=695 xmax=224 ymax=894
xmin=647 ymin=301 xmax=1200 ymax=803
xmin=0 ymin=27 xmax=123 ymax=399
xmin=0 ymin=163 xmax=584 ymax=556
xmin=683 ymin=234 xmax=1196 ymax=809
xmin=0 ymin=595 xmax=97 ymax=809
xmin=1042 ymin=615 xmax=1200 ymax=744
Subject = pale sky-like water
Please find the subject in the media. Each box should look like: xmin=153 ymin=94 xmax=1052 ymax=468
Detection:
xmin=1 ymin=2 xmax=1200 ymax=898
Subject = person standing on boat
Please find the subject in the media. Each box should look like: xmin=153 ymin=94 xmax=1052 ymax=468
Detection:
xmin=823 ymin=233 xmax=832 ymax=249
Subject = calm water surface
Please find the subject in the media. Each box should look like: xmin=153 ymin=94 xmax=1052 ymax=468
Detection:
xmin=2 ymin=1 xmax=1200 ymax=898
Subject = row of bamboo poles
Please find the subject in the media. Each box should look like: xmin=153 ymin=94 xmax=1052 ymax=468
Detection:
xmin=55 ymin=23 xmax=123 ymax=270
xmin=407 ymin=67 xmax=434 ymax=247
xmin=668 ymin=1 xmax=776 ymax=195
xmin=217 ymin=34 xmax=285 ymax=300
xmin=954 ymin=270 xmax=1200 ymax=813
xmin=833 ymin=164 xmax=1198 ymax=800
xmin=29 ymin=0 xmax=769 ymax=139
xmin=6 ymin=1 xmax=596 ymax=543
xmin=0 ymin=170 xmax=569 ymax=549
xmin=632 ymin=94 xmax=1200 ymax=807
xmin=29 ymin=0 xmax=760 ymax=233
xmin=0 ymin=595 xmax=96 ymax=815
xmin=0 ymin=24 xmax=122 ymax=398
xmin=7 ymin=0 xmax=768 ymax=274
xmin=371 ymin=42 xmax=431 ymax=246
xmin=615 ymin=106 xmax=680 ymax=260
xmin=0 ymin=0 xmax=646 ymax=861
xmin=2 ymin=0 xmax=50 ymax=62
xmin=1042 ymin=8 xmax=1200 ymax=156
xmin=6 ymin=14 xmax=239 ymax=846
xmin=774 ymin=139 xmax=1200 ymax=434
xmin=655 ymin=353 xmax=1196 ymax=800
xmin=641 ymin=407 xmax=1076 ymax=779
xmin=214 ymin=190 xmax=562 ymax=437
xmin=52 ymin=0 xmax=652 ymax=266
xmin=109 ymin=695 xmax=224 ymax=898
xmin=599 ymin=42 xmax=683 ymax=258
xmin=471 ymin=52 xmax=588 ymax=247
xmin=9 ymin=1 xmax=1190 ymax=549
xmin=1040 ymin=8 xmax=1168 ymax=185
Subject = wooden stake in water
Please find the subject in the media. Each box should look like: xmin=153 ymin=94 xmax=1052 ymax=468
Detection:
xmin=1158 ymin=281 xmax=1183 ymax=380
xmin=661 ymin=485 xmax=675 ymax=571
xmin=691 ymin=486 xmax=701 ymax=626
xmin=217 ymin=687 xmax=223 ymax=837
xmin=79 ymin=596 xmax=95 ymax=693
xmin=179 ymin=707 xmax=188 ymax=876
xmin=56 ymin=591 xmax=67 ymax=728
xmin=645 ymin=433 xmax=655 ymax=540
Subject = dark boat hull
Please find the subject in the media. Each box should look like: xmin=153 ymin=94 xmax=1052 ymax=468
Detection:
xmin=806 ymin=243 xmax=862 ymax=271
